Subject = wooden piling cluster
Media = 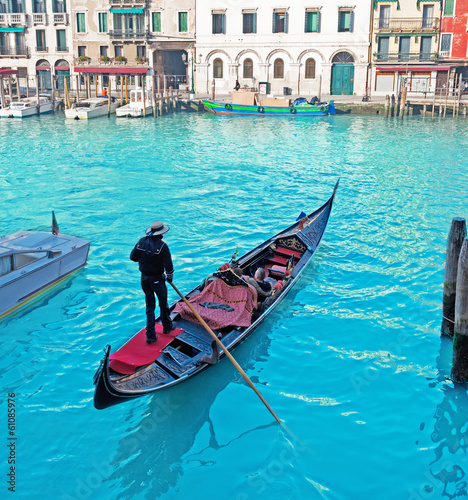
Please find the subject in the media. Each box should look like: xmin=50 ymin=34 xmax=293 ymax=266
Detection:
xmin=442 ymin=218 xmax=468 ymax=383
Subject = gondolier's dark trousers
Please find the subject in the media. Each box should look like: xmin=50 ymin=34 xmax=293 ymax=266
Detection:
xmin=141 ymin=275 xmax=172 ymax=336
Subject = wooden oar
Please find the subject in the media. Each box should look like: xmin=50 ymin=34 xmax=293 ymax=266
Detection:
xmin=168 ymin=280 xmax=281 ymax=424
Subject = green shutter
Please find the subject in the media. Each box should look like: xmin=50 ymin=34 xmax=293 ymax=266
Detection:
xmin=152 ymin=11 xmax=161 ymax=32
xmin=57 ymin=29 xmax=66 ymax=48
xmin=179 ymin=12 xmax=187 ymax=32
xmin=444 ymin=0 xmax=454 ymax=16
xmin=98 ymin=13 xmax=107 ymax=33
xmin=76 ymin=13 xmax=85 ymax=33
xmin=343 ymin=12 xmax=351 ymax=30
xmin=306 ymin=12 xmax=318 ymax=32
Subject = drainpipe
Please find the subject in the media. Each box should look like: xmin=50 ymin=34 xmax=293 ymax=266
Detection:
xmin=365 ymin=0 xmax=375 ymax=99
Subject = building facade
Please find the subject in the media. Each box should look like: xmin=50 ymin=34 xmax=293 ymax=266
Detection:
xmin=371 ymin=0 xmax=444 ymax=96
xmin=195 ymin=0 xmax=372 ymax=97
xmin=0 ymin=0 xmax=72 ymax=92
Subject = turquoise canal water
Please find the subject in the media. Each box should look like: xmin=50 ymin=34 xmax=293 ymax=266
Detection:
xmin=1 ymin=111 xmax=468 ymax=500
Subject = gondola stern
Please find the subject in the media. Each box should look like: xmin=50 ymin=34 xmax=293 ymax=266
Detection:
xmin=93 ymin=344 xmax=116 ymax=410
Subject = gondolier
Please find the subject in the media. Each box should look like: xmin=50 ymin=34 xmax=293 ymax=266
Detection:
xmin=130 ymin=221 xmax=174 ymax=343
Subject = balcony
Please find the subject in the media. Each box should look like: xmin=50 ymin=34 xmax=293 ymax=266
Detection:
xmin=73 ymin=56 xmax=148 ymax=67
xmin=108 ymin=30 xmax=148 ymax=40
xmin=53 ymin=13 xmax=68 ymax=25
xmin=36 ymin=46 xmax=48 ymax=53
xmin=0 ymin=13 xmax=27 ymax=26
xmin=56 ymin=46 xmax=68 ymax=53
xmin=374 ymin=17 xmax=439 ymax=33
xmin=32 ymin=13 xmax=47 ymax=25
xmin=373 ymin=52 xmax=439 ymax=63
xmin=0 ymin=46 xmax=30 ymax=57
xmin=109 ymin=0 xmax=147 ymax=5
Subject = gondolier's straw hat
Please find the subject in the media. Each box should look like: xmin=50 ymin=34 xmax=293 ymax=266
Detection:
xmin=146 ymin=221 xmax=170 ymax=236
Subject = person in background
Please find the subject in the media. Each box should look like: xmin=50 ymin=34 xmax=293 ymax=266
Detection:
xmin=102 ymin=88 xmax=108 ymax=97
xmin=234 ymin=80 xmax=241 ymax=91
xmin=130 ymin=221 xmax=174 ymax=343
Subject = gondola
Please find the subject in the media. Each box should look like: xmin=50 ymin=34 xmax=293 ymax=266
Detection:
xmin=93 ymin=181 xmax=339 ymax=410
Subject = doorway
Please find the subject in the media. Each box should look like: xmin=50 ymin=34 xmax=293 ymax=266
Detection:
xmin=331 ymin=52 xmax=354 ymax=95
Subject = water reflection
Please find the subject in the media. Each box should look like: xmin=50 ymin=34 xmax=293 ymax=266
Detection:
xmin=108 ymin=325 xmax=273 ymax=499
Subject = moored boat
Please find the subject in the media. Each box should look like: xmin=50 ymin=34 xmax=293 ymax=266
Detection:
xmin=93 ymin=181 xmax=338 ymax=410
xmin=0 ymin=95 xmax=59 ymax=118
xmin=116 ymin=88 xmax=153 ymax=118
xmin=203 ymin=91 xmax=335 ymax=116
xmin=0 ymin=228 xmax=90 ymax=319
xmin=65 ymin=97 xmax=119 ymax=120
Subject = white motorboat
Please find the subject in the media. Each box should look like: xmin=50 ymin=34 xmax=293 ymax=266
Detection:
xmin=0 ymin=95 xmax=59 ymax=118
xmin=0 ymin=230 xmax=90 ymax=319
xmin=116 ymin=88 xmax=153 ymax=118
xmin=65 ymin=97 xmax=119 ymax=120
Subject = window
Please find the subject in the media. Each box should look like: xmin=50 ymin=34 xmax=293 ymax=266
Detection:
xmin=212 ymin=12 xmax=225 ymax=34
xmin=136 ymin=45 xmax=145 ymax=58
xmin=444 ymin=0 xmax=454 ymax=16
xmin=273 ymin=10 xmax=288 ymax=33
xmin=178 ymin=12 xmax=187 ymax=32
xmin=305 ymin=58 xmax=315 ymax=79
xmin=398 ymin=36 xmax=410 ymax=61
xmin=379 ymin=5 xmax=390 ymax=29
xmin=273 ymin=59 xmax=284 ymax=78
xmin=0 ymin=256 xmax=13 ymax=277
xmin=76 ymin=13 xmax=85 ymax=33
xmin=0 ymin=0 xmax=6 ymax=13
xmin=53 ymin=0 xmax=65 ymax=13
xmin=56 ymin=29 xmax=66 ymax=51
xmin=243 ymin=58 xmax=253 ymax=78
xmin=441 ymin=33 xmax=452 ymax=54
xmin=152 ymin=11 xmax=161 ymax=32
xmin=422 ymin=5 xmax=433 ymax=29
xmin=36 ymin=29 xmax=46 ymax=51
xmin=114 ymin=45 xmax=123 ymax=57
xmin=305 ymin=10 xmax=320 ymax=33
xmin=243 ymin=12 xmax=256 ymax=34
xmin=213 ymin=58 xmax=223 ymax=78
xmin=99 ymin=45 xmax=108 ymax=57
xmin=377 ymin=37 xmax=389 ymax=60
xmin=33 ymin=0 xmax=44 ymax=14
xmin=338 ymin=10 xmax=353 ymax=32
xmin=98 ymin=13 xmax=107 ymax=33
xmin=77 ymin=45 xmax=86 ymax=57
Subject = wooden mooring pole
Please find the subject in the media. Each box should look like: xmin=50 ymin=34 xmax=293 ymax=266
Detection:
xmin=442 ymin=218 xmax=467 ymax=337
xmin=451 ymin=238 xmax=468 ymax=383
xmin=385 ymin=94 xmax=390 ymax=118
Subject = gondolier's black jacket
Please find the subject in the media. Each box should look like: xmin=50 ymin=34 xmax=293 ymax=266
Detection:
xmin=130 ymin=235 xmax=174 ymax=280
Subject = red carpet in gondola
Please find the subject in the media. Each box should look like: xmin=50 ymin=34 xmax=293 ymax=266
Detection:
xmin=109 ymin=324 xmax=184 ymax=375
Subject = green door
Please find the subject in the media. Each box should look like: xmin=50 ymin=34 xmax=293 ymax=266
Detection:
xmin=331 ymin=63 xmax=354 ymax=95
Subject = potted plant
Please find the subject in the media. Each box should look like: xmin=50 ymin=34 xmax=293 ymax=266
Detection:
xmin=78 ymin=55 xmax=90 ymax=64
xmin=135 ymin=56 xmax=147 ymax=64
xmin=115 ymin=55 xmax=126 ymax=64
xmin=100 ymin=55 xmax=111 ymax=64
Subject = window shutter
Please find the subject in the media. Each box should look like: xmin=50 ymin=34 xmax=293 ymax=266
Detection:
xmin=212 ymin=14 xmax=215 ymax=34
xmin=253 ymin=12 xmax=256 ymax=33
xmin=304 ymin=12 xmax=308 ymax=32
xmin=350 ymin=11 xmax=354 ymax=32
xmin=317 ymin=12 xmax=321 ymax=33
xmin=152 ymin=12 xmax=161 ymax=32
xmin=222 ymin=14 xmax=226 ymax=34
xmin=284 ymin=12 xmax=288 ymax=33
xmin=272 ymin=12 xmax=276 ymax=33
xmin=311 ymin=12 xmax=318 ymax=32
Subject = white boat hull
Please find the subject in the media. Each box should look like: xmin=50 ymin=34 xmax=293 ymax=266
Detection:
xmin=116 ymin=105 xmax=153 ymax=118
xmin=0 ymin=101 xmax=55 ymax=118
xmin=65 ymin=101 xmax=120 ymax=120
xmin=0 ymin=232 xmax=90 ymax=319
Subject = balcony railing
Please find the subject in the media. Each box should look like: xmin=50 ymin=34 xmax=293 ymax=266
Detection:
xmin=108 ymin=30 xmax=148 ymax=40
xmin=375 ymin=17 xmax=439 ymax=32
xmin=109 ymin=0 xmax=147 ymax=5
xmin=36 ymin=46 xmax=48 ymax=53
xmin=33 ymin=13 xmax=47 ymax=25
xmin=73 ymin=56 xmax=149 ymax=67
xmin=56 ymin=46 xmax=68 ymax=52
xmin=53 ymin=13 xmax=68 ymax=25
xmin=0 ymin=46 xmax=30 ymax=57
xmin=0 ymin=13 xmax=27 ymax=26
xmin=373 ymin=52 xmax=439 ymax=63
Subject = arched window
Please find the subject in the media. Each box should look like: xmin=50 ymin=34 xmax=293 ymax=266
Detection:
xmin=332 ymin=52 xmax=354 ymax=64
xmin=273 ymin=58 xmax=284 ymax=79
xmin=213 ymin=58 xmax=223 ymax=79
xmin=243 ymin=58 xmax=253 ymax=79
xmin=305 ymin=58 xmax=316 ymax=79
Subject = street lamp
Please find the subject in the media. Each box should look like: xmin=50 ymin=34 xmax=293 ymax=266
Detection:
xmin=181 ymin=51 xmax=195 ymax=100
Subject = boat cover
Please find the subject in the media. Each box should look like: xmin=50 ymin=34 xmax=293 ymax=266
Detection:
xmin=109 ymin=324 xmax=183 ymax=374
xmin=174 ymin=278 xmax=256 ymax=329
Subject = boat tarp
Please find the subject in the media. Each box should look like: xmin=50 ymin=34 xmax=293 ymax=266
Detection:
xmin=174 ymin=278 xmax=256 ymax=329
xmin=231 ymin=91 xmax=258 ymax=106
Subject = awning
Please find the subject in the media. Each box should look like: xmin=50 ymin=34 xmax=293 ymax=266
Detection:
xmin=110 ymin=8 xmax=144 ymax=14
xmin=36 ymin=67 xmax=51 ymax=71
xmin=74 ymin=67 xmax=148 ymax=74
xmin=376 ymin=66 xmax=451 ymax=72
xmin=0 ymin=69 xmax=18 ymax=76
xmin=0 ymin=27 xmax=25 ymax=32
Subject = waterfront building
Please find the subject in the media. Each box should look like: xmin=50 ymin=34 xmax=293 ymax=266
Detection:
xmin=194 ymin=0 xmax=372 ymax=97
xmin=0 ymin=0 xmax=73 ymax=93
xmin=439 ymin=0 xmax=468 ymax=83
xmin=371 ymin=0 xmax=444 ymax=97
